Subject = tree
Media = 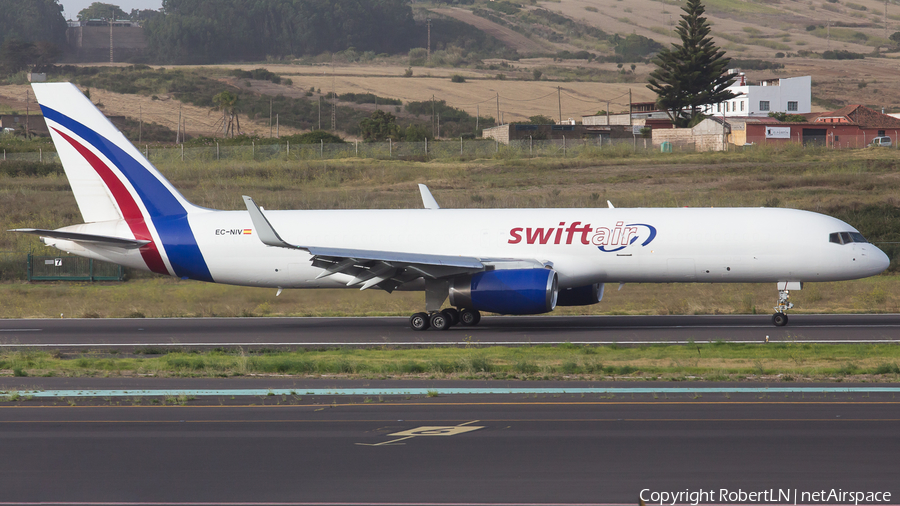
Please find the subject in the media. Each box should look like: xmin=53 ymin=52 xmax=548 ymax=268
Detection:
xmin=77 ymin=2 xmax=127 ymax=21
xmin=212 ymin=91 xmax=241 ymax=137
xmin=891 ymin=31 xmax=900 ymax=44
xmin=646 ymin=0 xmax=736 ymax=128
xmin=0 ymin=0 xmax=67 ymax=48
xmin=358 ymin=110 xmax=400 ymax=142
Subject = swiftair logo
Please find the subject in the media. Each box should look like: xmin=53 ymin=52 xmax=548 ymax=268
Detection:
xmin=507 ymin=221 xmax=657 ymax=252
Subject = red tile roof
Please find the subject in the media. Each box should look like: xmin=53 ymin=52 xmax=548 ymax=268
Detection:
xmin=814 ymin=105 xmax=900 ymax=128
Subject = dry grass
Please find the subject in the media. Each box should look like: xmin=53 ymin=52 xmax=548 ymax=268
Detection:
xmin=0 ymin=275 xmax=895 ymax=319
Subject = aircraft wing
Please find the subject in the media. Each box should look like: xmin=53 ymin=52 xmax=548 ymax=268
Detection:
xmin=9 ymin=228 xmax=150 ymax=249
xmin=243 ymin=196 xmax=485 ymax=291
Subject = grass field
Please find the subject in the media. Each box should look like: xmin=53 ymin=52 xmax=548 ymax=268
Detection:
xmin=1 ymin=342 xmax=899 ymax=383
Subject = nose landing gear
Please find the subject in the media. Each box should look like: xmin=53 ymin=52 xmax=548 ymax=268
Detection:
xmin=772 ymin=282 xmax=800 ymax=327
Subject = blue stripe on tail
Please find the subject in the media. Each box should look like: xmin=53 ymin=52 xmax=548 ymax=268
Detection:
xmin=43 ymin=106 xmax=214 ymax=282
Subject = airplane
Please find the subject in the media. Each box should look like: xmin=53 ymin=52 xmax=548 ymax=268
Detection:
xmin=11 ymin=83 xmax=891 ymax=330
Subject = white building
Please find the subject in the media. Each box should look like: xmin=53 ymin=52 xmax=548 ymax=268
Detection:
xmin=702 ymin=72 xmax=811 ymax=118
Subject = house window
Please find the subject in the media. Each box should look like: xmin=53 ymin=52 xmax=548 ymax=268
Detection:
xmin=717 ymin=103 xmax=721 ymax=113
xmin=787 ymin=101 xmax=798 ymax=112
xmin=740 ymin=101 xmax=744 ymax=112
xmin=879 ymin=130 xmax=885 ymax=136
xmin=759 ymin=101 xmax=770 ymax=111
xmin=725 ymin=102 xmax=729 ymax=112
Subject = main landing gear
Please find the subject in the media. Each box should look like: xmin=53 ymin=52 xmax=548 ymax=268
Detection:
xmin=409 ymin=308 xmax=481 ymax=331
xmin=772 ymin=283 xmax=796 ymax=327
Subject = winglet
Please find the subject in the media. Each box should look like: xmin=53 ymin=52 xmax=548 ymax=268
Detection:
xmin=242 ymin=196 xmax=305 ymax=250
xmin=418 ymin=184 xmax=440 ymax=209
xmin=607 ymin=200 xmax=615 ymax=209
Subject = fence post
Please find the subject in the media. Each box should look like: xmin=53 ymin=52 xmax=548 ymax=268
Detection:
xmin=389 ymin=138 xmax=392 ymax=158
xmin=320 ymin=139 xmax=323 ymax=158
xmin=563 ymin=135 xmax=566 ymax=157
xmin=145 ymin=145 xmax=148 ymax=159
xmin=287 ymin=141 xmax=290 ymax=158
xmin=181 ymin=143 xmax=184 ymax=161
xmin=252 ymin=141 xmax=255 ymax=159
xmin=216 ymin=142 xmax=219 ymax=160
xmin=530 ymin=136 xmax=533 ymax=157
xmin=39 ymin=148 xmax=42 ymax=162
xmin=3 ymin=149 xmax=5 ymax=160
xmin=89 ymin=258 xmax=94 ymax=282
xmin=425 ymin=137 xmax=428 ymax=157
xmin=355 ymin=139 xmax=358 ymax=156
xmin=496 ymin=140 xmax=499 ymax=153
xmin=460 ymin=137 xmax=463 ymax=156
xmin=26 ymin=253 xmax=32 ymax=282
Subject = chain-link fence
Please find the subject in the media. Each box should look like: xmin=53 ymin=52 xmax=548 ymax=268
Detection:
xmin=27 ymin=254 xmax=124 ymax=281
xmin=1 ymin=137 xmax=673 ymax=165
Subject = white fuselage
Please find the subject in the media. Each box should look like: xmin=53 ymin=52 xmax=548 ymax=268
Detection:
xmin=45 ymin=206 xmax=890 ymax=290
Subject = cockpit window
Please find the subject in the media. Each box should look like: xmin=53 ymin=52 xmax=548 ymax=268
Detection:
xmin=830 ymin=231 xmax=868 ymax=245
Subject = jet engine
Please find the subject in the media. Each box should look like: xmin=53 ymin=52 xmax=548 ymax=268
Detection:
xmin=557 ymin=283 xmax=604 ymax=306
xmin=450 ymin=269 xmax=558 ymax=315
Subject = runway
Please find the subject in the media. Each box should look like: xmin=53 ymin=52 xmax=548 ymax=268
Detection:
xmin=0 ymin=314 xmax=899 ymax=347
xmin=0 ymin=392 xmax=897 ymax=504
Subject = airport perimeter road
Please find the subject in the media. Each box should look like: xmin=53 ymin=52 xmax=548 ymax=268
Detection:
xmin=0 ymin=314 xmax=899 ymax=347
xmin=0 ymin=397 xmax=897 ymax=504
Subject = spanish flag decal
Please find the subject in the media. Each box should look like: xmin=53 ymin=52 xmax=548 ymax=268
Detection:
xmin=243 ymin=229 xmax=252 ymax=235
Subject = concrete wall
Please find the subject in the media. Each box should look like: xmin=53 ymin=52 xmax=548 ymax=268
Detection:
xmin=652 ymin=119 xmax=727 ymax=151
xmin=482 ymin=125 xmax=509 ymax=143
xmin=66 ymin=25 xmax=147 ymax=62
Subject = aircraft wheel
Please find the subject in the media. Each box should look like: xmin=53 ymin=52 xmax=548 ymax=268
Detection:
xmin=772 ymin=313 xmax=788 ymax=327
xmin=410 ymin=312 xmax=430 ymax=331
xmin=459 ymin=308 xmax=481 ymax=326
xmin=441 ymin=308 xmax=460 ymax=326
xmin=430 ymin=312 xmax=451 ymax=331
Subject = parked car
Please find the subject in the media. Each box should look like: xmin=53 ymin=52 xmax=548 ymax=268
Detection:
xmin=869 ymin=136 xmax=892 ymax=147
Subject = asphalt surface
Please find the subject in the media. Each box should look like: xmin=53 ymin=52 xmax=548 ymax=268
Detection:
xmin=1 ymin=314 xmax=900 ymax=347
xmin=0 ymin=391 xmax=897 ymax=504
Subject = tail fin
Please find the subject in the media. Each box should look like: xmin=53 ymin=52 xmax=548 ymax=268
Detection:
xmin=33 ymin=82 xmax=213 ymax=281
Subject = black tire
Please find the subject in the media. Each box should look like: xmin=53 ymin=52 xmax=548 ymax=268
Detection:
xmin=430 ymin=312 xmax=451 ymax=331
xmin=442 ymin=308 xmax=460 ymax=326
xmin=772 ymin=313 xmax=788 ymax=327
xmin=410 ymin=312 xmax=430 ymax=331
xmin=459 ymin=308 xmax=481 ymax=326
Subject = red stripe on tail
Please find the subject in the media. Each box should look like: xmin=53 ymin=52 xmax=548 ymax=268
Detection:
xmin=53 ymin=128 xmax=170 ymax=275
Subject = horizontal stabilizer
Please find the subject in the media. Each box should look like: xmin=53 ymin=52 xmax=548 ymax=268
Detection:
xmin=10 ymin=228 xmax=150 ymax=249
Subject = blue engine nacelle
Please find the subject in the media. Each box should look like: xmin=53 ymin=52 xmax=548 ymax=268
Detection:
xmin=557 ymin=283 xmax=604 ymax=306
xmin=449 ymin=269 xmax=558 ymax=315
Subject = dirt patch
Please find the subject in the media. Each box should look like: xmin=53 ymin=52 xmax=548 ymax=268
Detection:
xmin=431 ymin=7 xmax=550 ymax=55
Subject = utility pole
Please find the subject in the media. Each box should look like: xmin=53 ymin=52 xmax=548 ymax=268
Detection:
xmin=330 ymin=55 xmax=335 ymax=132
xmin=109 ymin=18 xmax=114 ymax=63
xmin=629 ymin=88 xmax=633 ymax=126
xmin=557 ymin=86 xmax=562 ymax=124
xmin=427 ymin=18 xmax=432 ymax=61
xmin=139 ymin=105 xmax=142 ymax=143
xmin=476 ymin=104 xmax=479 ymax=132
xmin=177 ymin=103 xmax=182 ymax=143
xmin=606 ymin=100 xmax=610 ymax=125
xmin=318 ymin=96 xmax=321 ymax=130
xmin=496 ymin=93 xmax=500 ymax=125
xmin=25 ymin=89 xmax=29 ymax=137
xmin=432 ymin=94 xmax=435 ymax=138
xmin=269 ymin=98 xmax=273 ymax=137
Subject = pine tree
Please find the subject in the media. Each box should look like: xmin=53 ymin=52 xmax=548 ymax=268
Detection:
xmin=646 ymin=0 xmax=736 ymax=127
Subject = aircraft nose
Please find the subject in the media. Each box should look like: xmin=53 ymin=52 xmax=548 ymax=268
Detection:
xmin=870 ymin=246 xmax=891 ymax=275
